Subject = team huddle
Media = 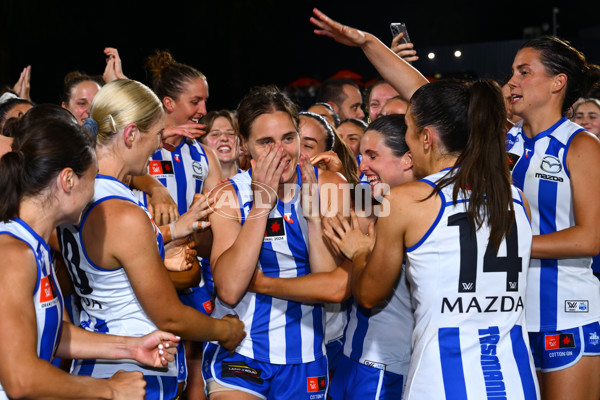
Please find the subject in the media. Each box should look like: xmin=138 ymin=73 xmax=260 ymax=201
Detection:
xmin=0 ymin=8 xmax=599 ymax=400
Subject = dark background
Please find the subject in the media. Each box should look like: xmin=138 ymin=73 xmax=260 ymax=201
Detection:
xmin=1 ymin=0 xmax=599 ymax=111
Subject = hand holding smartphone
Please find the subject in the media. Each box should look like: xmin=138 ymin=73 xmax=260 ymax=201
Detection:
xmin=390 ymin=22 xmax=411 ymax=44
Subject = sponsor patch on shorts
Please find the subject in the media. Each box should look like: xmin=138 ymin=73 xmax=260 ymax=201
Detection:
xmin=221 ymin=361 xmax=264 ymax=384
xmin=306 ymin=376 xmax=327 ymax=393
xmin=545 ymin=333 xmax=576 ymax=350
xmin=203 ymin=300 xmax=213 ymax=314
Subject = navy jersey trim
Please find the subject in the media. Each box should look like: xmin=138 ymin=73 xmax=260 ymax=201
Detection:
xmin=406 ymin=186 xmax=446 ymax=253
xmin=562 ymin=128 xmax=585 ymax=179
xmin=77 ymin=195 xmax=136 ymax=272
xmin=229 ymin=179 xmax=246 ymax=224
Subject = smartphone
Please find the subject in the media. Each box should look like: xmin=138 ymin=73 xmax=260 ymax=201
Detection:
xmin=390 ymin=22 xmax=411 ymax=44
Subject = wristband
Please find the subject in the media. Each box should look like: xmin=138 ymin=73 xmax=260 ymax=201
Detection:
xmin=169 ymin=221 xmax=177 ymax=240
xmin=192 ymin=221 xmax=210 ymax=231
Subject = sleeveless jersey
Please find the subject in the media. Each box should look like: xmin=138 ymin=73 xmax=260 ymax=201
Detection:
xmin=507 ymin=118 xmax=600 ymax=332
xmin=403 ymin=169 xmax=539 ymax=400
xmin=138 ymin=140 xmax=211 ymax=293
xmin=57 ymin=175 xmax=177 ymax=378
xmin=0 ymin=219 xmax=63 ymax=362
xmin=137 ymin=139 xmax=210 ymax=215
xmin=342 ymin=268 xmax=413 ymax=376
xmin=325 ymin=301 xmax=349 ymax=345
xmin=199 ymin=167 xmax=245 ymax=297
xmin=356 ymin=155 xmax=369 ymax=186
xmin=211 ymin=167 xmax=325 ymax=364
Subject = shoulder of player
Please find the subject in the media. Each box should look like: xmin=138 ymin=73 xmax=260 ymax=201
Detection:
xmin=388 ymin=180 xmax=434 ymax=205
xmin=0 ymin=234 xmax=37 ymax=285
xmin=88 ymin=198 xmax=153 ymax=236
xmin=207 ymin=180 xmax=242 ymax=222
xmin=317 ymin=168 xmax=347 ymax=185
xmin=208 ymin=180 xmax=236 ymax=202
xmin=198 ymin=142 xmax=219 ymax=163
xmin=568 ymin=129 xmax=600 ymax=161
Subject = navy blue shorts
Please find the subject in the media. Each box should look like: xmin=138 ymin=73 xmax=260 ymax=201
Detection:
xmin=178 ymin=285 xmax=213 ymax=315
xmin=144 ymin=375 xmax=178 ymax=400
xmin=326 ymin=338 xmax=344 ymax=375
xmin=328 ymin=355 xmax=405 ymax=400
xmin=203 ymin=342 xmax=328 ymax=399
xmin=529 ymin=321 xmax=600 ymax=372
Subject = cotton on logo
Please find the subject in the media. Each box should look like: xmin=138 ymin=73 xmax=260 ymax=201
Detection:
xmin=149 ymin=161 xmax=162 ymax=174
xmin=306 ymin=376 xmax=327 ymax=393
xmin=545 ymin=335 xmax=559 ymax=350
xmin=39 ymin=276 xmax=56 ymax=303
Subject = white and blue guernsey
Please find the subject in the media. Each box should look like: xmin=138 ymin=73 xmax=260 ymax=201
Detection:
xmin=0 ymin=218 xmax=64 ymax=360
xmin=0 ymin=219 xmax=64 ymax=399
xmin=57 ymin=175 xmax=178 ymax=399
xmin=402 ymin=169 xmax=539 ymax=400
xmin=138 ymin=138 xmax=210 ymax=215
xmin=210 ymin=167 xmax=326 ymax=364
xmin=507 ymin=118 xmax=600 ymax=333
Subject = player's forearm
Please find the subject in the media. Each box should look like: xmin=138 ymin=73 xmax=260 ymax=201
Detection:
xmin=532 ymin=226 xmax=600 ymax=259
xmin=212 ymin=210 xmax=269 ymax=305
xmin=361 ymin=32 xmax=428 ymax=101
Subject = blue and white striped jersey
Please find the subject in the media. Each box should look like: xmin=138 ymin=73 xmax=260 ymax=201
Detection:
xmin=57 ymin=175 xmax=177 ymax=379
xmin=211 ymin=167 xmax=326 ymax=364
xmin=0 ymin=219 xmax=64 ymax=399
xmin=403 ymin=169 xmax=539 ymax=400
xmin=138 ymin=139 xmax=210 ymax=215
xmin=507 ymin=118 xmax=600 ymax=332
xmin=0 ymin=218 xmax=63 ymax=362
xmin=342 ymin=268 xmax=413 ymax=376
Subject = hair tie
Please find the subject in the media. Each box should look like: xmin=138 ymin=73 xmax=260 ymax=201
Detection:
xmin=82 ymin=118 xmax=99 ymax=137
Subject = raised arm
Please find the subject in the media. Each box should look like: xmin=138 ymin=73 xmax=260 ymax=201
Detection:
xmin=311 ymin=8 xmax=429 ymax=101
xmin=102 ymin=48 xmax=128 ymax=83
xmin=391 ymin=32 xmax=419 ymax=63
xmin=12 ymin=65 xmax=32 ymax=101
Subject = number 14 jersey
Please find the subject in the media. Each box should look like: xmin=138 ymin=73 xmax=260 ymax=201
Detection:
xmin=403 ymin=169 xmax=539 ymax=400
